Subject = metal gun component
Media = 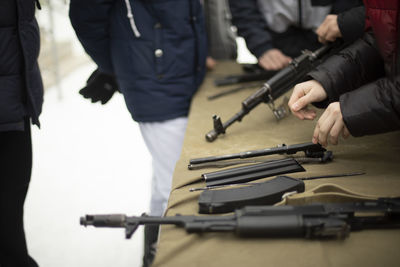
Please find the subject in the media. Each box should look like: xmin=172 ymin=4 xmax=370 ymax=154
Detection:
xmin=187 ymin=150 xmax=333 ymax=170
xmin=189 ymin=142 xmax=326 ymax=166
xmin=197 ymin=172 xmax=365 ymax=214
xmin=202 ymin=158 xmax=305 ymax=187
xmin=190 ymin=171 xmax=363 ymax=192
xmin=267 ymin=96 xmax=290 ymax=121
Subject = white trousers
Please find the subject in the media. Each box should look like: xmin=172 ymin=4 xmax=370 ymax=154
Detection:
xmin=139 ymin=117 xmax=188 ymax=216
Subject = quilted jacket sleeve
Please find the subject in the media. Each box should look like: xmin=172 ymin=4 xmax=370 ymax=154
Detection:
xmin=309 ymin=32 xmax=400 ymax=136
xmin=69 ymin=0 xmax=115 ymax=74
xmin=228 ymin=0 xmax=273 ymax=58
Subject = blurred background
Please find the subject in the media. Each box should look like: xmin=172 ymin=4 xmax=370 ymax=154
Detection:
xmin=26 ymin=1 xmax=256 ymax=266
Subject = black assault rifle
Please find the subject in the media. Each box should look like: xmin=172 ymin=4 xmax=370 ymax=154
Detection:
xmin=80 ymin=198 xmax=400 ymax=239
xmin=205 ymin=42 xmax=343 ymax=142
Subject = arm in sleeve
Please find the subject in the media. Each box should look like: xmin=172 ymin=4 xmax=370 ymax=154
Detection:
xmin=228 ymin=0 xmax=273 ymax=58
xmin=69 ymin=0 xmax=115 ymax=74
xmin=308 ymin=32 xmax=385 ymax=108
xmin=340 ymin=75 xmax=400 ymax=137
xmin=337 ymin=6 xmax=365 ymax=44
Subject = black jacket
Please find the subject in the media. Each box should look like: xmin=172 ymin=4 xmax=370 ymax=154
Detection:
xmin=0 ymin=0 xmax=43 ymax=131
xmin=309 ymin=32 xmax=400 ymax=137
xmin=228 ymin=0 xmax=363 ymax=58
xmin=337 ymin=6 xmax=365 ymax=44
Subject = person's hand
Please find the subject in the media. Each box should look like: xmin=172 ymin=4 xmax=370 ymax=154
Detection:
xmin=288 ymin=80 xmax=327 ymax=120
xmin=316 ymin=14 xmax=342 ymax=44
xmin=258 ymin=49 xmax=292 ymax=70
xmin=79 ymin=69 xmax=119 ymax=104
xmin=313 ymin=102 xmax=350 ymax=147
xmin=206 ymin=56 xmax=217 ymax=71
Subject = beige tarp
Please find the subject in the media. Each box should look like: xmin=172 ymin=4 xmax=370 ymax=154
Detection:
xmin=153 ymin=62 xmax=400 ymax=267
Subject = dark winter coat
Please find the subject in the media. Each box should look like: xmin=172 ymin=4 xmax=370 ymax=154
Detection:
xmin=0 ymin=0 xmax=43 ymax=132
xmin=337 ymin=6 xmax=365 ymax=44
xmin=309 ymin=0 xmax=400 ymax=137
xmin=69 ymin=0 xmax=207 ymax=122
xmin=228 ymin=0 xmax=363 ymax=59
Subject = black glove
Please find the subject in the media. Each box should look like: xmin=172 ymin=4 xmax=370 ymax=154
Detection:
xmin=79 ymin=69 xmax=119 ymax=104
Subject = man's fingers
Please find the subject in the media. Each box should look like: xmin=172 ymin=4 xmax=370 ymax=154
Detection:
xmin=343 ymin=126 xmax=351 ymax=139
xmin=260 ymin=56 xmax=277 ymax=70
xmin=325 ymin=31 xmax=338 ymax=42
xmin=259 ymin=60 xmax=271 ymax=70
xmin=289 ymin=83 xmax=315 ymax=118
xmin=291 ymin=93 xmax=312 ymax=112
xmin=329 ymin=119 xmax=345 ymax=145
xmin=260 ymin=50 xmax=292 ymax=70
xmin=267 ymin=53 xmax=285 ymax=69
xmin=316 ymin=21 xmax=328 ymax=42
xmin=316 ymin=22 xmax=326 ymax=37
xmin=303 ymin=109 xmax=317 ymax=120
xmin=292 ymin=108 xmax=316 ymax=120
xmin=313 ymin=109 xmax=328 ymax=144
xmin=274 ymin=53 xmax=290 ymax=68
xmin=314 ymin=110 xmax=335 ymax=147
xmin=318 ymin=36 xmax=327 ymax=44
xmin=288 ymin=85 xmax=304 ymax=107
xmin=312 ymin=123 xmax=320 ymax=144
xmin=292 ymin=110 xmax=305 ymax=120
xmin=260 ymin=56 xmax=278 ymax=70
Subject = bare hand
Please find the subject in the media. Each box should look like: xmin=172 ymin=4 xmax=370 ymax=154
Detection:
xmin=316 ymin=15 xmax=342 ymax=44
xmin=258 ymin=49 xmax=292 ymax=70
xmin=288 ymin=80 xmax=327 ymax=120
xmin=206 ymin=56 xmax=217 ymax=71
xmin=313 ymin=102 xmax=350 ymax=147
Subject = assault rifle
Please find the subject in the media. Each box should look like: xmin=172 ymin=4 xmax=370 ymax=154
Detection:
xmin=80 ymin=198 xmax=400 ymax=239
xmin=205 ymin=42 xmax=343 ymax=142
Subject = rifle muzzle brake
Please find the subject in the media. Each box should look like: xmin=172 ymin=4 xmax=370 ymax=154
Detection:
xmin=206 ymin=130 xmax=218 ymax=142
xmin=80 ymin=216 xmax=91 ymax=226
xmin=80 ymin=214 xmax=126 ymax=227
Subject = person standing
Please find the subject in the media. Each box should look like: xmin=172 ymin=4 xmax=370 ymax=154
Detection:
xmin=69 ymin=1 xmax=207 ymax=266
xmin=228 ymin=0 xmax=363 ymax=71
xmin=0 ymin=0 xmax=43 ymax=266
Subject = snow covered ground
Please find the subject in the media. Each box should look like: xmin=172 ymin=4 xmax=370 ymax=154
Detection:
xmin=25 ymin=63 xmax=152 ymax=267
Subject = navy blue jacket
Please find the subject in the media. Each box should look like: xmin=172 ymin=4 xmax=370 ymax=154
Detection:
xmin=69 ymin=0 xmax=207 ymax=122
xmin=0 ymin=0 xmax=43 ymax=131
